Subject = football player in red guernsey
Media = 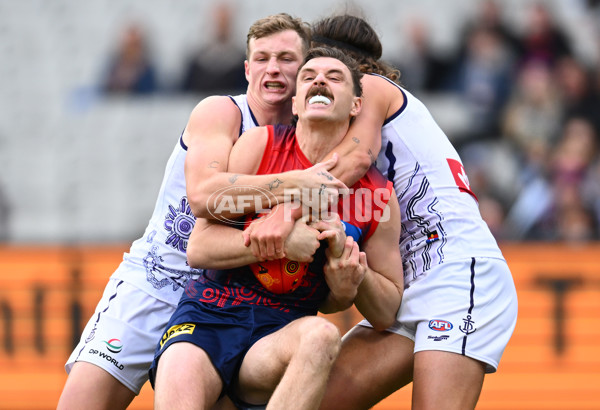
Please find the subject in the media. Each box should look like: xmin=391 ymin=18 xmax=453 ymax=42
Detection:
xmin=150 ymin=47 xmax=403 ymax=410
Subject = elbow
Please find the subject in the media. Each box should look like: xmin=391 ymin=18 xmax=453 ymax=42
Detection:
xmin=339 ymin=151 xmax=372 ymax=187
xmin=186 ymin=247 xmax=202 ymax=270
xmin=370 ymin=315 xmax=396 ymax=332
xmin=187 ymin=188 xmax=211 ymax=219
xmin=370 ymin=294 xmax=403 ymax=331
xmin=353 ymin=151 xmax=372 ymax=180
xmin=358 ymin=150 xmax=373 ymax=170
xmin=187 ymin=239 xmax=209 ymax=269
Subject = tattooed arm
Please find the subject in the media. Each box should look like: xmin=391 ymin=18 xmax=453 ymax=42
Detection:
xmin=184 ymin=96 xmax=243 ymax=218
xmin=315 ymin=74 xmax=394 ymax=188
xmin=242 ymin=75 xmax=394 ymax=260
xmin=193 ymin=126 xmax=346 ymax=220
xmin=186 ymin=126 xmax=322 ymax=268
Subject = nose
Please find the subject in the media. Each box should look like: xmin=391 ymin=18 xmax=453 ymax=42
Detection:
xmin=313 ymin=72 xmax=326 ymax=85
xmin=266 ymin=57 xmax=280 ymax=75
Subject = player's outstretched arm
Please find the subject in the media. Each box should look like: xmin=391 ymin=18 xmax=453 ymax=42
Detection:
xmin=184 ymin=97 xmax=341 ymax=220
xmin=317 ymin=74 xmax=390 ymax=187
xmin=186 ymin=126 xmax=323 ymax=269
xmin=187 ymin=217 xmax=321 ymax=270
xmin=191 ymin=128 xmax=347 ymax=220
xmin=353 ymin=188 xmax=403 ymax=330
xmin=190 ymin=86 xmax=386 ymax=222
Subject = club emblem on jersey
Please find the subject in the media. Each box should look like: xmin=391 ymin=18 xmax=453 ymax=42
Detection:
xmin=164 ymin=196 xmax=196 ymax=253
xmin=459 ymin=315 xmax=477 ymax=335
xmin=426 ymin=230 xmax=439 ymax=244
xmin=446 ymin=158 xmax=477 ymax=200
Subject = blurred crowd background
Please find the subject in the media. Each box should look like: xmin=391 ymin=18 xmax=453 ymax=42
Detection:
xmin=1 ymin=0 xmax=600 ymax=244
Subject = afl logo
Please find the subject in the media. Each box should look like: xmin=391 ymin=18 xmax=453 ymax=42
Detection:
xmin=428 ymin=320 xmax=453 ymax=332
xmin=207 ymin=186 xmax=278 ymax=226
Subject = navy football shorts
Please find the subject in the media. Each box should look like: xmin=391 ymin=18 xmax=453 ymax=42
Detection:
xmin=148 ymin=296 xmax=305 ymax=393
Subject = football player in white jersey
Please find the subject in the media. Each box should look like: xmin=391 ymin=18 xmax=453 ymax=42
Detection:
xmin=58 ymin=12 xmax=386 ymax=410
xmin=152 ymin=46 xmax=404 ymax=410
xmin=237 ymin=14 xmax=518 ymax=410
xmin=57 ymin=13 xmax=380 ymax=410
xmin=305 ymin=15 xmax=519 ymax=410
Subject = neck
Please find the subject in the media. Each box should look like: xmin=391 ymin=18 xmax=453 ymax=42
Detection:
xmin=295 ymin=119 xmax=350 ymax=163
xmin=246 ymin=92 xmax=294 ymax=126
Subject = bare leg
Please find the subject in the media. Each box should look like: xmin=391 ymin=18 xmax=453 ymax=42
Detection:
xmin=154 ymin=342 xmax=223 ymax=410
xmin=57 ymin=362 xmax=135 ymax=410
xmin=237 ymin=316 xmax=341 ymax=410
xmin=319 ymin=325 xmax=415 ymax=410
xmin=412 ymin=351 xmax=485 ymax=410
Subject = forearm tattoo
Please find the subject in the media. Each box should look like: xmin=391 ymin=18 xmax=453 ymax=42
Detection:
xmin=267 ymin=178 xmax=283 ymax=191
xmin=229 ymin=174 xmax=240 ymax=184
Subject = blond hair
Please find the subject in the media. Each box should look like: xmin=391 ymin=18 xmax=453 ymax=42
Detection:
xmin=246 ymin=13 xmax=311 ymax=58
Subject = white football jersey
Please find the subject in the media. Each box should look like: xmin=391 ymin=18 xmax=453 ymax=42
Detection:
xmin=114 ymin=94 xmax=259 ymax=305
xmin=373 ymin=75 xmax=504 ymax=287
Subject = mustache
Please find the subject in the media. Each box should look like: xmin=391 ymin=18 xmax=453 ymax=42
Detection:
xmin=306 ymin=85 xmax=333 ymax=101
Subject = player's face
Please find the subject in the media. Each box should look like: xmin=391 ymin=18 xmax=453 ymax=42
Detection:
xmin=293 ymin=57 xmax=361 ymax=123
xmin=245 ymin=30 xmax=304 ymax=107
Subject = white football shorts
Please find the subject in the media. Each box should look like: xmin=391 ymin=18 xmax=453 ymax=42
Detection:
xmin=358 ymin=257 xmax=518 ymax=373
xmin=65 ymin=277 xmax=177 ymax=393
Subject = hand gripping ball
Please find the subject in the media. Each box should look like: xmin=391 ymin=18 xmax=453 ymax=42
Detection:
xmin=244 ymin=213 xmax=308 ymax=294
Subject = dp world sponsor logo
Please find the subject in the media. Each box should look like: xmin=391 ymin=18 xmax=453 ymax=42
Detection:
xmin=428 ymin=319 xmax=453 ymax=332
xmin=207 ymin=186 xmax=278 ymax=225
xmin=104 ymin=338 xmax=123 ymax=353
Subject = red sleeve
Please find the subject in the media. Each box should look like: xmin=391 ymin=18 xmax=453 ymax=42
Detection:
xmin=342 ymin=166 xmax=394 ymax=243
xmin=363 ymin=179 xmax=394 ymax=242
xmin=255 ymin=125 xmax=275 ymax=175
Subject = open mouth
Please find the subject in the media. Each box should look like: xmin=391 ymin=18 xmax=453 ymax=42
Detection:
xmin=308 ymin=95 xmax=331 ymax=105
xmin=307 ymin=86 xmax=333 ymax=105
xmin=265 ymin=81 xmax=284 ymax=90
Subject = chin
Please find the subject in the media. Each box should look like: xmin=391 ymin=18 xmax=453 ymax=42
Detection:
xmin=264 ymin=91 xmax=289 ymax=103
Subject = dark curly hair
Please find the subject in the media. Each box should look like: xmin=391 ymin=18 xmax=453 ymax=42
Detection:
xmin=311 ymin=14 xmax=401 ymax=84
